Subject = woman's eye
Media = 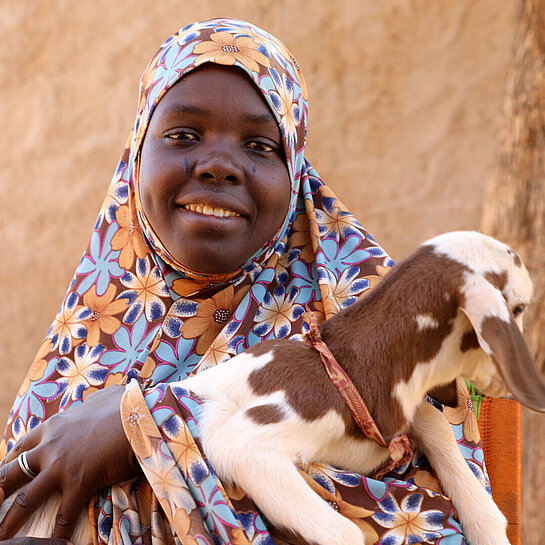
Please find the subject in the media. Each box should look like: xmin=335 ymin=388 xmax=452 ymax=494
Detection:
xmin=166 ymin=130 xmax=198 ymax=141
xmin=246 ymin=141 xmax=276 ymax=153
xmin=513 ymin=304 xmax=525 ymax=317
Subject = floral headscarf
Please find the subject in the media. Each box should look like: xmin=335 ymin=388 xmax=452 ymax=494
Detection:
xmin=2 ymin=18 xmax=482 ymax=545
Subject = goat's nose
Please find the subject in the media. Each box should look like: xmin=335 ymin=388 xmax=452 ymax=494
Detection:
xmin=194 ymin=144 xmax=243 ymax=184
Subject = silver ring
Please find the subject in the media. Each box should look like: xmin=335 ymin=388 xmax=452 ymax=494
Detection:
xmin=17 ymin=452 xmax=37 ymax=479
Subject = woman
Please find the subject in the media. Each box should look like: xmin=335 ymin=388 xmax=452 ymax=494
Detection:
xmin=0 ymin=18 xmax=484 ymax=544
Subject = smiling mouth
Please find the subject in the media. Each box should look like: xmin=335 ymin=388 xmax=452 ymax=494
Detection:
xmin=183 ymin=203 xmax=241 ymax=218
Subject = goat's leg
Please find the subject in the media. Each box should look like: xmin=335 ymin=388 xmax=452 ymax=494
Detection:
xmin=198 ymin=402 xmax=366 ymax=545
xmin=411 ymin=402 xmax=510 ymax=545
xmin=224 ymin=450 xmax=364 ymax=545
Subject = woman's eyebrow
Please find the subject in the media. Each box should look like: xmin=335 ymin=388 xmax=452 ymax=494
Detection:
xmin=240 ymin=113 xmax=277 ymax=125
xmin=239 ymin=113 xmax=280 ymax=135
xmin=162 ymin=104 xmax=207 ymax=117
xmin=161 ymin=106 xmax=275 ymax=126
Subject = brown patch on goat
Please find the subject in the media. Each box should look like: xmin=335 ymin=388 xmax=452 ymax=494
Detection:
xmin=507 ymin=248 xmax=522 ymax=267
xmin=246 ymin=404 xmax=286 ymax=425
xmin=460 ymin=330 xmax=480 ymax=352
xmin=484 ymin=271 xmax=508 ymax=293
xmin=249 ymin=245 xmax=473 ymax=440
xmin=247 ymin=341 xmax=360 ymax=431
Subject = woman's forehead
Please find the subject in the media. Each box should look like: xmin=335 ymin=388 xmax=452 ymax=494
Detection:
xmin=153 ymin=64 xmax=279 ymax=128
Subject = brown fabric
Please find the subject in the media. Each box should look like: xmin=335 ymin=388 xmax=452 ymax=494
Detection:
xmin=478 ymin=397 xmax=521 ymax=545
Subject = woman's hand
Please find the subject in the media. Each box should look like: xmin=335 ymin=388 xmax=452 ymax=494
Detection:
xmin=0 ymin=386 xmax=139 ymax=541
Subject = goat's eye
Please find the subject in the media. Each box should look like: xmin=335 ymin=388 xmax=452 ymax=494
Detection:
xmin=513 ymin=304 xmax=525 ymax=317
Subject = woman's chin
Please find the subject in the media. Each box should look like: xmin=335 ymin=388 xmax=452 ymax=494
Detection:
xmin=172 ymin=245 xmax=250 ymax=276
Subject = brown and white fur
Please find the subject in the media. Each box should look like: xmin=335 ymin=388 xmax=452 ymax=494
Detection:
xmin=4 ymin=231 xmax=545 ymax=544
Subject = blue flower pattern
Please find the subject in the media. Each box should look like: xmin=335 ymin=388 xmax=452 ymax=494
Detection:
xmin=76 ymin=223 xmax=124 ymax=296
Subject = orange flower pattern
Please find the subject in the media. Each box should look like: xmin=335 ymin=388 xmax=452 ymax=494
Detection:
xmin=444 ymin=379 xmax=481 ymax=444
xmin=180 ymin=285 xmax=249 ymax=355
xmin=82 ymin=284 xmax=128 ymax=346
xmin=17 ymin=339 xmax=53 ymax=396
xmin=193 ymin=31 xmax=270 ymax=73
xmin=110 ymin=198 xmax=149 ymax=269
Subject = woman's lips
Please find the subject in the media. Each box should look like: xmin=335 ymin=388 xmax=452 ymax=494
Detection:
xmin=182 ymin=203 xmax=241 ymax=218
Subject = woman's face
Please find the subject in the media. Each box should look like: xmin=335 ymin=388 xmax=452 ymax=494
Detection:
xmin=138 ymin=64 xmax=291 ymax=274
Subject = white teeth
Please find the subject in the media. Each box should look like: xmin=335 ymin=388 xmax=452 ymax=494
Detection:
xmin=184 ymin=203 xmax=240 ymax=217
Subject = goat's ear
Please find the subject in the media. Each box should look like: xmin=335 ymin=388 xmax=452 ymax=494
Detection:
xmin=427 ymin=381 xmax=458 ymax=407
xmin=460 ymin=278 xmax=545 ymax=413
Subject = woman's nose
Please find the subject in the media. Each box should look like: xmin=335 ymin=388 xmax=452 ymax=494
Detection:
xmin=194 ymin=142 xmax=243 ymax=184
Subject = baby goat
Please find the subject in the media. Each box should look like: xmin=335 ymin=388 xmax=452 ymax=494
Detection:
xmin=181 ymin=231 xmax=545 ymax=545
xmin=3 ymin=231 xmax=545 ymax=545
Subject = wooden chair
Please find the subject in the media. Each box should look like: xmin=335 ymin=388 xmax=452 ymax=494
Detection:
xmin=478 ymin=398 xmax=521 ymax=545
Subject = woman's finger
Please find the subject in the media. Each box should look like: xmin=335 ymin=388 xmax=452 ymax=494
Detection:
xmin=1 ymin=444 xmax=26 ymax=469
xmin=0 ymin=451 xmax=39 ymax=504
xmin=51 ymin=494 xmax=86 ymax=541
xmin=0 ymin=428 xmax=42 ymax=469
xmin=0 ymin=475 xmax=54 ymax=540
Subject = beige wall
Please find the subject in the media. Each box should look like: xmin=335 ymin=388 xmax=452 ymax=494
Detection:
xmin=0 ymin=1 xmax=516 ymax=423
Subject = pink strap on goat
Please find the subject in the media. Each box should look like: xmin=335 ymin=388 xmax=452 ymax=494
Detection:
xmin=303 ymin=310 xmax=414 ymax=479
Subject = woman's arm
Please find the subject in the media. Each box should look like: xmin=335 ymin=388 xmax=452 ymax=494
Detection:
xmin=0 ymin=386 xmax=138 ymax=541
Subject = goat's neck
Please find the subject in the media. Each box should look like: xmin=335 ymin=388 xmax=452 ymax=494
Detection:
xmin=319 ymin=297 xmax=466 ymax=439
xmin=387 ymin=314 xmax=472 ymax=430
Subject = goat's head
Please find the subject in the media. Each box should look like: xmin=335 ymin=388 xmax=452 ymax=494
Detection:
xmin=425 ymin=231 xmax=545 ymax=412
